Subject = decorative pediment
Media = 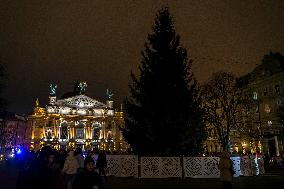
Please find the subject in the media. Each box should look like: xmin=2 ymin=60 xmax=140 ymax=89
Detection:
xmin=55 ymin=95 xmax=106 ymax=109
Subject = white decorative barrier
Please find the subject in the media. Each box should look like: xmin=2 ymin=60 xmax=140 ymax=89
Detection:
xmin=101 ymin=155 xmax=264 ymax=178
xmin=106 ymin=155 xmax=138 ymax=177
xmin=257 ymin=156 xmax=265 ymax=175
xmin=230 ymin=156 xmax=241 ymax=177
xmin=239 ymin=155 xmax=265 ymax=176
xmin=240 ymin=156 xmax=252 ymax=176
xmin=183 ymin=157 xmax=220 ymax=178
xmin=140 ymin=157 xmax=182 ymax=178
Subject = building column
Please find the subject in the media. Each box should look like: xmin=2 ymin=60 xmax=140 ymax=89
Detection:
xmin=53 ymin=119 xmax=59 ymax=150
xmin=275 ymin=136 xmax=280 ymax=156
xmin=88 ymin=121 xmax=93 ymax=139
xmin=53 ymin=118 xmax=58 ymax=139
xmin=68 ymin=121 xmax=75 ymax=150
xmin=57 ymin=120 xmax=61 ymax=140
xmin=85 ymin=121 xmax=91 ymax=151
xmin=31 ymin=120 xmax=35 ymax=150
xmin=69 ymin=122 xmax=75 ymax=139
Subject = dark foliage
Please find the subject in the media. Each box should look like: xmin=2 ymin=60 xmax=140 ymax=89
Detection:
xmin=122 ymin=8 xmax=206 ymax=156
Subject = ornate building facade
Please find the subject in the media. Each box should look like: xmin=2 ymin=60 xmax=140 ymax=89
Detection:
xmin=242 ymin=67 xmax=284 ymax=157
xmin=204 ymin=53 xmax=284 ymax=156
xmin=28 ymin=82 xmax=127 ymax=152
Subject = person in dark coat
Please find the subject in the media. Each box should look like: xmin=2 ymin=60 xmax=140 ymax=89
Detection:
xmin=73 ymin=157 xmax=102 ymax=189
xmin=218 ymin=151 xmax=233 ymax=189
xmin=16 ymin=146 xmax=64 ymax=189
xmin=96 ymin=151 xmax=107 ymax=177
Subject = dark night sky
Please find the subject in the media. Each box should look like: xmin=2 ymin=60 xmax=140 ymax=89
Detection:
xmin=0 ymin=0 xmax=283 ymax=114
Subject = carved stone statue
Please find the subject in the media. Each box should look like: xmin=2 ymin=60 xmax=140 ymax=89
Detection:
xmin=79 ymin=82 xmax=87 ymax=95
xmin=106 ymin=89 xmax=114 ymax=100
xmin=49 ymin=84 xmax=57 ymax=96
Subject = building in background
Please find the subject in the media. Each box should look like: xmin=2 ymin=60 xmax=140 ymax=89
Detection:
xmin=204 ymin=53 xmax=284 ymax=156
xmin=28 ymin=81 xmax=128 ymax=153
xmin=0 ymin=112 xmax=30 ymax=158
xmin=239 ymin=54 xmax=284 ymax=157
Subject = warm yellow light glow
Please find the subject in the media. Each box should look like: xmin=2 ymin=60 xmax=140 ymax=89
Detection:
xmin=258 ymin=141 xmax=262 ymax=153
xmin=86 ymin=127 xmax=91 ymax=139
xmin=234 ymin=144 xmax=239 ymax=153
xmin=31 ymin=131 xmax=35 ymax=140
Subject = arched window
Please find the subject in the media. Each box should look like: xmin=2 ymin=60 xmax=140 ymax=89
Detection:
xmin=93 ymin=128 xmax=100 ymax=140
xmin=275 ymin=85 xmax=280 ymax=94
xmin=45 ymin=128 xmax=53 ymax=139
xmin=107 ymin=131 xmax=112 ymax=140
xmin=60 ymin=122 xmax=68 ymax=139
xmin=92 ymin=122 xmax=101 ymax=140
xmin=253 ymin=92 xmax=258 ymax=100
xmin=75 ymin=122 xmax=85 ymax=139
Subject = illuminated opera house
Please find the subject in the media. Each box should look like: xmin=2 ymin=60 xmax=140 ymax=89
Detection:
xmin=28 ymin=82 xmax=127 ymax=152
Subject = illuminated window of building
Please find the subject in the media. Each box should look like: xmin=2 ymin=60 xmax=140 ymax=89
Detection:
xmin=268 ymin=120 xmax=272 ymax=126
xmin=75 ymin=128 xmax=85 ymax=139
xmin=234 ymin=144 xmax=239 ymax=153
xmin=45 ymin=128 xmax=53 ymax=139
xmin=275 ymin=85 xmax=280 ymax=94
xmin=107 ymin=131 xmax=112 ymax=140
xmin=93 ymin=128 xmax=100 ymax=140
xmin=60 ymin=123 xmax=68 ymax=139
xmin=263 ymin=88 xmax=268 ymax=96
xmin=265 ymin=104 xmax=271 ymax=113
xmin=75 ymin=122 xmax=85 ymax=139
xmin=253 ymin=92 xmax=258 ymax=100
xmin=255 ymin=105 xmax=259 ymax=113
xmin=92 ymin=122 xmax=101 ymax=141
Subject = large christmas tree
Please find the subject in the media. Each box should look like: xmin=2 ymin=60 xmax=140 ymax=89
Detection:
xmin=123 ymin=8 xmax=206 ymax=156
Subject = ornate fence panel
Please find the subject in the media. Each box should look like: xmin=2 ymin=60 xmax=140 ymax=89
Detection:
xmin=106 ymin=155 xmax=120 ymax=176
xmin=183 ymin=157 xmax=220 ymax=178
xmin=106 ymin=155 xmax=138 ymax=177
xmin=120 ymin=155 xmax=139 ymax=177
xmin=239 ymin=155 xmax=265 ymax=176
xmin=240 ymin=156 xmax=251 ymax=176
xmin=230 ymin=156 xmax=241 ymax=177
xmin=103 ymin=155 xmax=264 ymax=178
xmin=160 ymin=157 xmax=182 ymax=178
xmin=257 ymin=156 xmax=265 ymax=174
xmin=251 ymin=155 xmax=258 ymax=176
xmin=141 ymin=157 xmax=160 ymax=178
xmin=140 ymin=157 xmax=182 ymax=178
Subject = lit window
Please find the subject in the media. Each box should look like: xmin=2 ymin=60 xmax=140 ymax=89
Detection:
xmin=60 ymin=122 xmax=68 ymax=139
xmin=45 ymin=128 xmax=53 ymax=139
xmin=75 ymin=128 xmax=85 ymax=139
xmin=253 ymin=92 xmax=258 ymax=100
xmin=275 ymin=85 xmax=280 ymax=94
xmin=265 ymin=104 xmax=271 ymax=113
xmin=255 ymin=105 xmax=259 ymax=113
xmin=263 ymin=88 xmax=268 ymax=96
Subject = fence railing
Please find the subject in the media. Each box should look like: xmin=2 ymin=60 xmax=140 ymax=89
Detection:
xmin=104 ymin=155 xmax=264 ymax=178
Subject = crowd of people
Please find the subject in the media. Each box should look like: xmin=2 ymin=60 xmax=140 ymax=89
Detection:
xmin=14 ymin=146 xmax=107 ymax=189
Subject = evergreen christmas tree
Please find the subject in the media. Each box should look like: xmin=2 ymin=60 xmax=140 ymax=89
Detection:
xmin=123 ymin=8 xmax=206 ymax=156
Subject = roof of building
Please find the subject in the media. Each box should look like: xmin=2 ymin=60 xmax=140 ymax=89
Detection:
xmin=238 ymin=52 xmax=284 ymax=85
xmin=55 ymin=94 xmax=106 ymax=109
